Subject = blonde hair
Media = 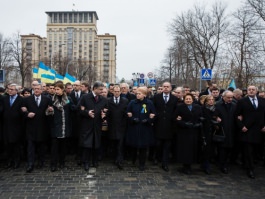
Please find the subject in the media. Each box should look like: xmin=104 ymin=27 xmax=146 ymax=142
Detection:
xmin=137 ymin=87 xmax=148 ymax=96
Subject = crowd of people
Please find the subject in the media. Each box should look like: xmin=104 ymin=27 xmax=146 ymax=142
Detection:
xmin=0 ymin=79 xmax=265 ymax=179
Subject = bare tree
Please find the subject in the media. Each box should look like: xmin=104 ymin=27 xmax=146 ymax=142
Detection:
xmin=8 ymin=32 xmax=32 ymax=87
xmin=247 ymin=0 xmax=265 ymax=21
xmin=226 ymin=5 xmax=261 ymax=88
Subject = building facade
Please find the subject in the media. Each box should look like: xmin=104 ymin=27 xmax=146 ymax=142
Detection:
xmin=21 ymin=11 xmax=117 ymax=85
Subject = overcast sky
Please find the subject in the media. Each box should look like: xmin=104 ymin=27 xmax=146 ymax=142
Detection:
xmin=0 ymin=0 xmax=243 ymax=80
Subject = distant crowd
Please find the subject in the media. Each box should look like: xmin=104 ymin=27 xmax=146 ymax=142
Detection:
xmin=0 ymin=80 xmax=265 ymax=179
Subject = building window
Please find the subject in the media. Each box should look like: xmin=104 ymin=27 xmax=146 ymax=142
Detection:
xmin=74 ymin=13 xmax=77 ymax=23
xmin=84 ymin=13 xmax=88 ymax=23
xmin=59 ymin=13 xmax=62 ymax=23
xmin=69 ymin=14 xmax=72 ymax=23
xmin=79 ymin=13 xmax=83 ymax=23
xmin=64 ymin=13 xmax=67 ymax=23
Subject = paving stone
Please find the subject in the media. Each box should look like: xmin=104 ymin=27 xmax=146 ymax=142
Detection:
xmin=1 ymin=156 xmax=265 ymax=198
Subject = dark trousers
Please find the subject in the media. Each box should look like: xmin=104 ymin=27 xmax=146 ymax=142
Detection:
xmin=110 ymin=139 xmax=124 ymax=163
xmin=82 ymin=148 xmax=99 ymax=165
xmin=243 ymin=142 xmax=255 ymax=170
xmin=27 ymin=140 xmax=46 ymax=166
xmin=5 ymin=142 xmax=21 ymax=164
xmin=218 ymin=146 xmax=232 ymax=168
xmin=156 ymin=139 xmax=171 ymax=166
xmin=51 ymin=138 xmax=67 ymax=166
xmin=132 ymin=148 xmax=147 ymax=166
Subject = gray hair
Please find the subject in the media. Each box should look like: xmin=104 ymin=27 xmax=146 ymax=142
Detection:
xmin=222 ymin=90 xmax=233 ymax=97
xmin=9 ymin=83 xmax=20 ymax=91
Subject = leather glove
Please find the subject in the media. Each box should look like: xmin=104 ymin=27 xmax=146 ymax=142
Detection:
xmin=133 ymin=118 xmax=140 ymax=124
xmin=185 ymin=122 xmax=193 ymax=128
xmin=193 ymin=123 xmax=202 ymax=128
xmin=141 ymin=119 xmax=148 ymax=124
xmin=199 ymin=117 xmax=206 ymax=122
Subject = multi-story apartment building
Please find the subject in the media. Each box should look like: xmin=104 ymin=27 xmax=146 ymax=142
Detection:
xmin=21 ymin=11 xmax=117 ymax=86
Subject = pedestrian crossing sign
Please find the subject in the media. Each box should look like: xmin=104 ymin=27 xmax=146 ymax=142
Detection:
xmin=201 ymin=69 xmax=212 ymax=80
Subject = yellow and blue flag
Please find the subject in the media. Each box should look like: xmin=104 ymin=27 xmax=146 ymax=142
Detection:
xmin=41 ymin=74 xmax=55 ymax=83
xmin=63 ymin=73 xmax=76 ymax=84
xmin=32 ymin=68 xmax=38 ymax=79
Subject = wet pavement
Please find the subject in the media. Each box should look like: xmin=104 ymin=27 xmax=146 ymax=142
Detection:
xmin=0 ymin=156 xmax=265 ymax=199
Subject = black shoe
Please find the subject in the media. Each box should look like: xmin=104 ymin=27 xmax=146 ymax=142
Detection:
xmin=5 ymin=162 xmax=13 ymax=169
xmin=84 ymin=163 xmax=89 ymax=171
xmin=26 ymin=165 xmax=34 ymax=173
xmin=117 ymin=162 xmax=123 ymax=170
xmin=36 ymin=162 xmax=44 ymax=169
xmin=153 ymin=159 xmax=158 ymax=165
xmin=221 ymin=167 xmax=228 ymax=174
xmin=92 ymin=162 xmax=99 ymax=168
xmin=59 ymin=162 xmax=65 ymax=169
xmin=247 ymin=170 xmax=255 ymax=179
xmin=181 ymin=166 xmax=191 ymax=175
xmin=77 ymin=160 xmax=82 ymax=166
xmin=204 ymin=168 xmax=211 ymax=175
xmin=162 ymin=165 xmax=169 ymax=172
xmin=50 ymin=166 xmax=57 ymax=172
xmin=13 ymin=162 xmax=20 ymax=169
xmin=139 ymin=165 xmax=145 ymax=171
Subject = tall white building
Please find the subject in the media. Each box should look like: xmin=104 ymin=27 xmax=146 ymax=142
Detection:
xmin=21 ymin=11 xmax=117 ymax=85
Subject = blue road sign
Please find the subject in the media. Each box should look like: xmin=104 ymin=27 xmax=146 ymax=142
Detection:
xmin=201 ymin=69 xmax=212 ymax=80
xmin=149 ymin=79 xmax=156 ymax=86
xmin=139 ymin=79 xmax=145 ymax=84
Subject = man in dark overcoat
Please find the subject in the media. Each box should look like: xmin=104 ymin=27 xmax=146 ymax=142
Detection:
xmin=107 ymin=85 xmax=128 ymax=169
xmin=153 ymin=82 xmax=178 ymax=172
xmin=22 ymin=83 xmax=52 ymax=172
xmin=236 ymin=85 xmax=265 ymax=179
xmin=1 ymin=84 xmax=24 ymax=169
xmin=215 ymin=90 xmax=237 ymax=174
xmin=79 ymin=81 xmax=108 ymax=171
xmin=69 ymin=80 xmax=85 ymax=165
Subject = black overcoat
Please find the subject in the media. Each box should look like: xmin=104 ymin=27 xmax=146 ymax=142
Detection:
xmin=79 ymin=93 xmax=108 ymax=148
xmin=175 ymin=103 xmax=202 ymax=164
xmin=126 ymin=98 xmax=156 ymax=148
xmin=107 ymin=97 xmax=128 ymax=140
xmin=23 ymin=94 xmax=52 ymax=141
xmin=2 ymin=95 xmax=24 ymax=143
xmin=48 ymin=94 xmax=73 ymax=138
xmin=215 ymin=100 xmax=237 ymax=148
xmin=153 ymin=93 xmax=178 ymax=139
xmin=236 ymin=96 xmax=265 ymax=143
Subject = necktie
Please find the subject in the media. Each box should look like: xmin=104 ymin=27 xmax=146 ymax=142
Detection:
xmin=76 ymin=92 xmax=79 ymax=100
xmin=36 ymin=97 xmax=39 ymax=106
xmin=252 ymin=98 xmax=257 ymax=109
xmin=10 ymin=96 xmax=14 ymax=106
xmin=164 ymin=95 xmax=168 ymax=103
xmin=95 ymin=95 xmax=98 ymax=102
xmin=115 ymin=97 xmax=118 ymax=104
xmin=188 ymin=105 xmax=192 ymax=111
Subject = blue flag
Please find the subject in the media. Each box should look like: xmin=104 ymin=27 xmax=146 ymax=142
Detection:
xmin=228 ymin=79 xmax=236 ymax=89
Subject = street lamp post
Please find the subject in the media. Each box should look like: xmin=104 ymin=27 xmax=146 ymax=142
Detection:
xmin=66 ymin=60 xmax=73 ymax=74
xmin=58 ymin=44 xmax=65 ymax=74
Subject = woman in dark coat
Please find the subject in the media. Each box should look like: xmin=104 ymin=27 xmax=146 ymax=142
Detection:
xmin=126 ymin=87 xmax=156 ymax=171
xmin=175 ymin=93 xmax=202 ymax=174
xmin=46 ymin=82 xmax=73 ymax=171
xmin=201 ymin=95 xmax=218 ymax=174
